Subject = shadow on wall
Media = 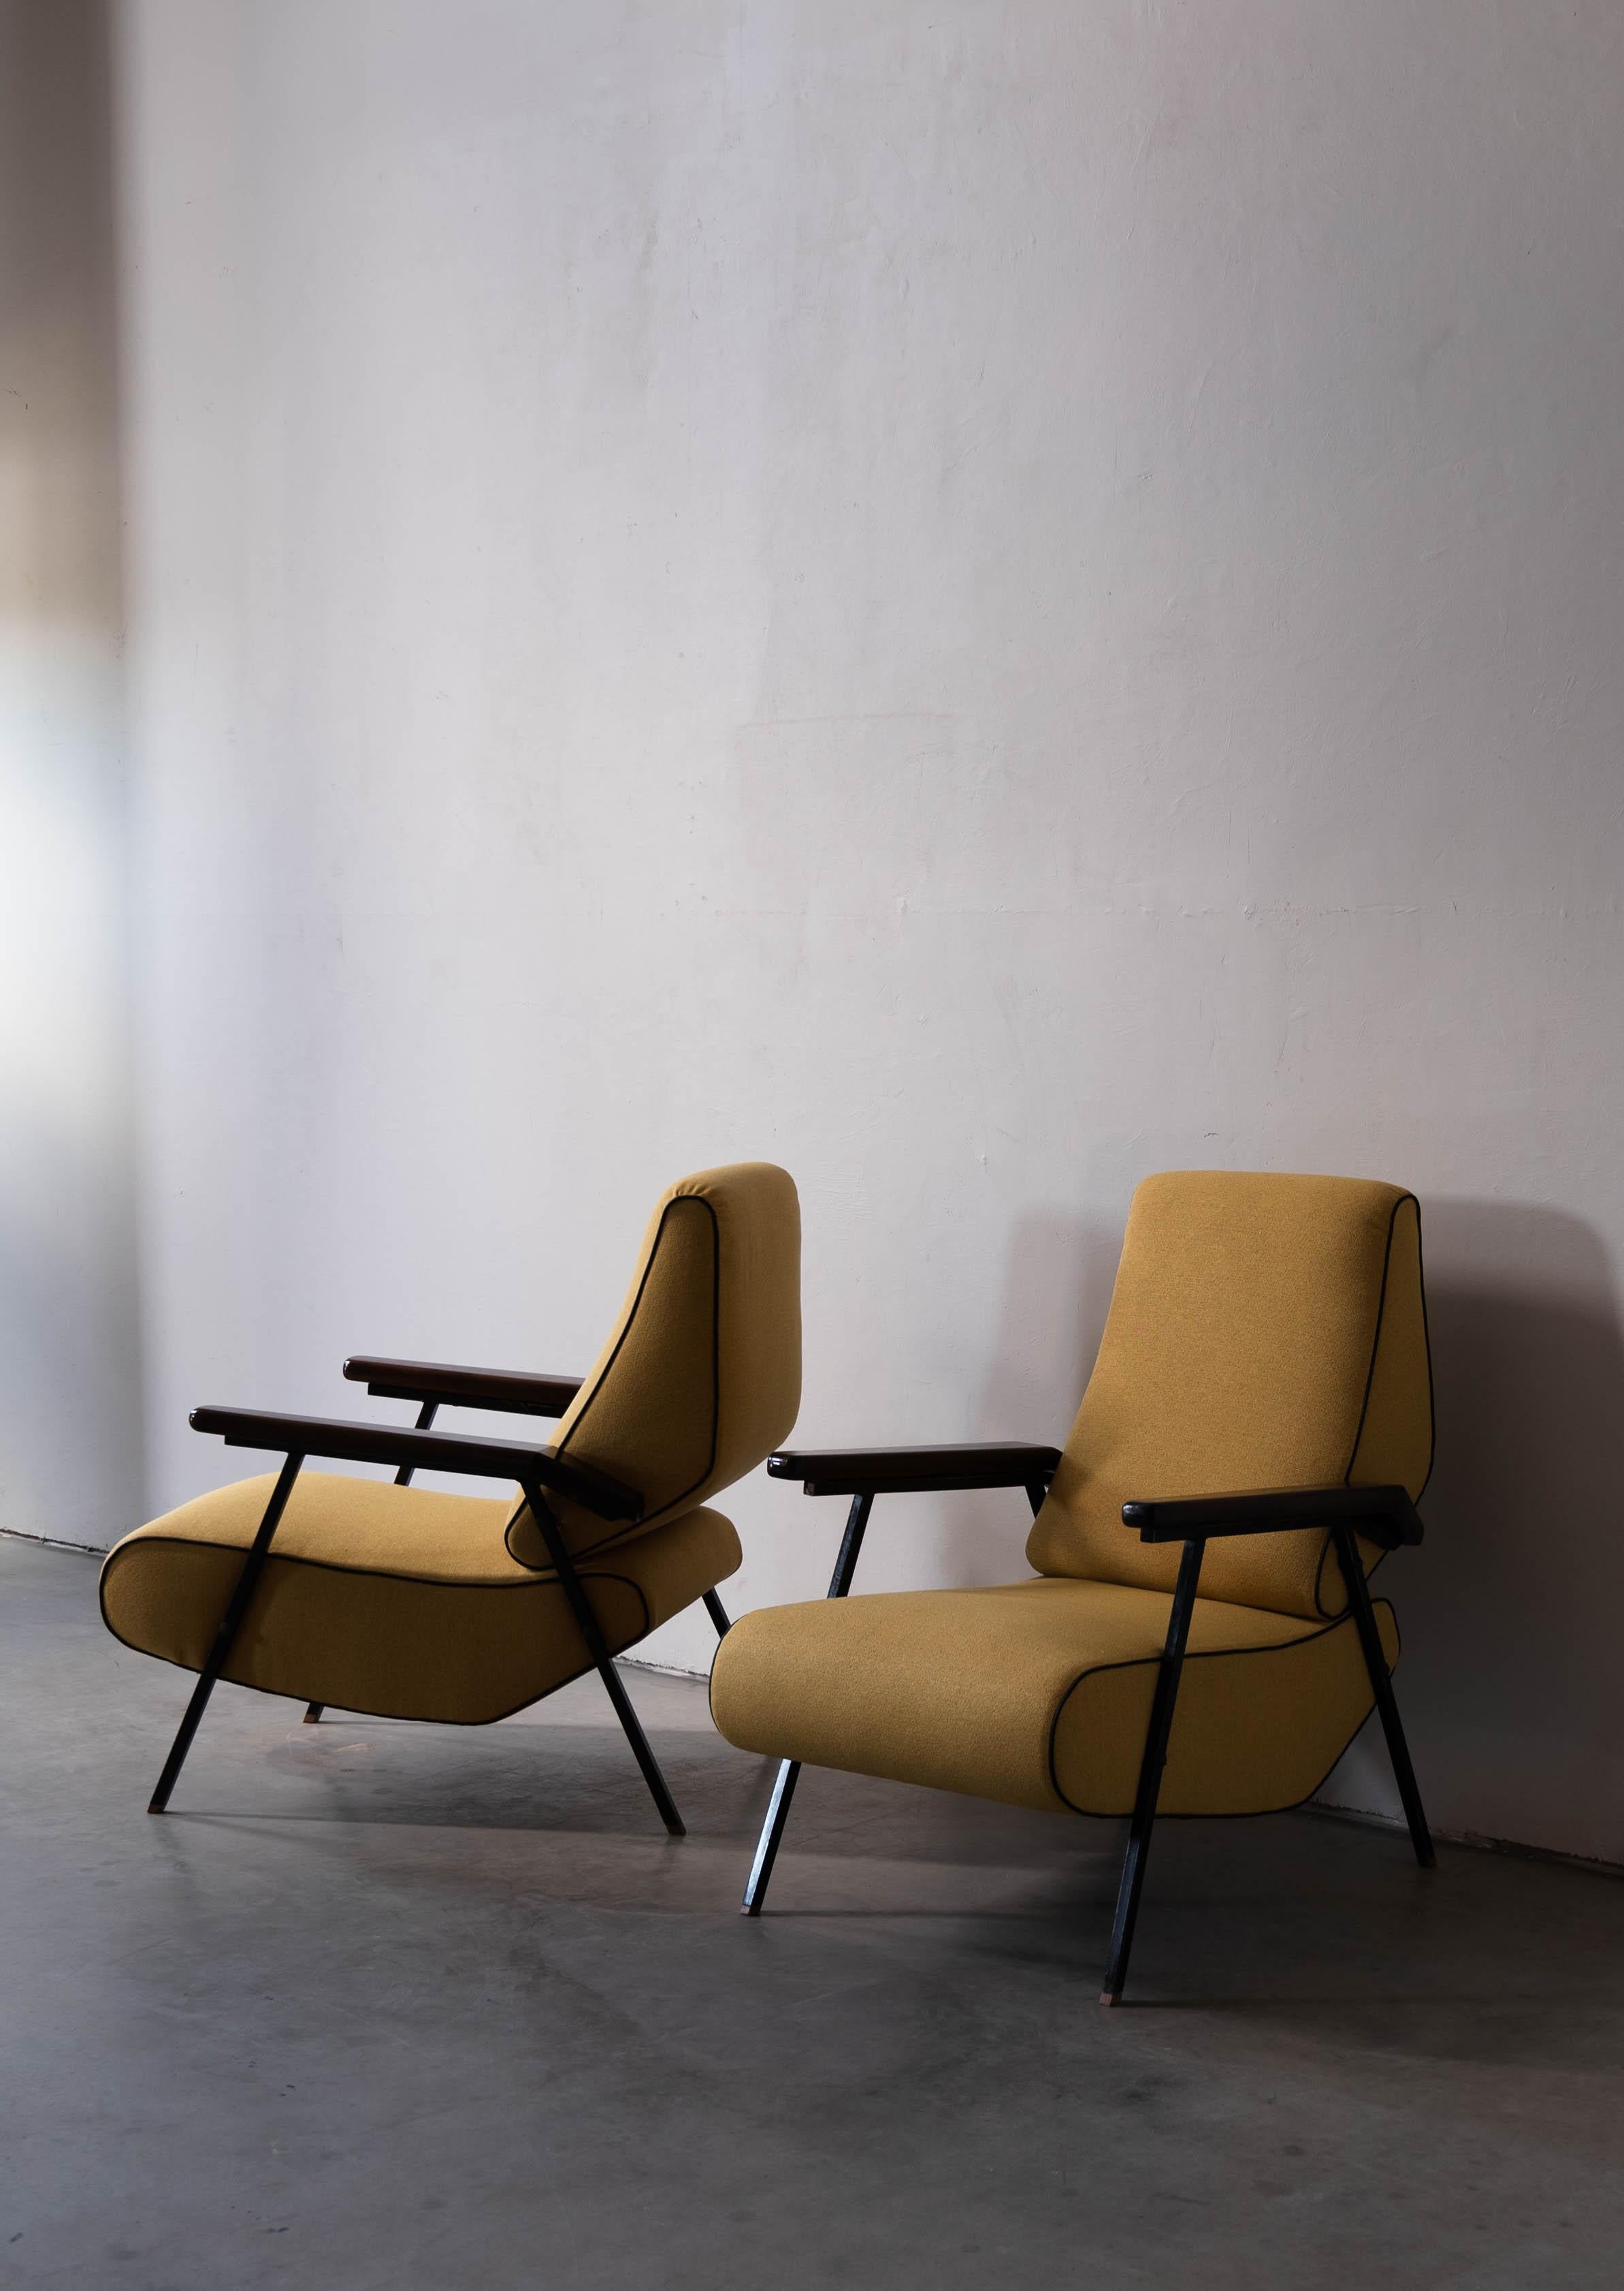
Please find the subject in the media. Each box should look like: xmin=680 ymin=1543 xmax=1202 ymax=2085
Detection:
xmin=1320 ymin=1199 xmax=1624 ymax=1866
xmin=930 ymin=1209 xmax=1122 ymax=1590
xmin=918 ymin=1191 xmax=1624 ymax=1868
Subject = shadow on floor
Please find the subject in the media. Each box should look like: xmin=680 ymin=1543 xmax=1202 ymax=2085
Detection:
xmin=7 ymin=1536 xmax=1624 ymax=2291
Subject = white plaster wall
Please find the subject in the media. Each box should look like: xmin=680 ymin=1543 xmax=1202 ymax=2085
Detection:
xmin=116 ymin=1 xmax=1624 ymax=1861
xmin=0 ymin=3 xmax=143 ymax=1547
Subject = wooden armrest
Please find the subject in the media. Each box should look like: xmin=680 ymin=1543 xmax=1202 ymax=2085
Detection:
xmin=768 ymin=1442 xmax=1062 ymax=1498
xmin=1122 ymin=1484 xmax=1423 ymax=1550
xmin=343 ymin=1356 xmax=583 ymax=1417
xmin=189 ymin=1406 xmax=640 ymax=1522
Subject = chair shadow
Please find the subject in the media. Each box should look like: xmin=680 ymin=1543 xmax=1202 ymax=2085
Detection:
xmin=932 ymin=1192 xmax=1624 ymax=1876
xmin=173 ymin=1194 xmax=1623 ymax=2044
xmin=1322 ymin=1197 xmax=1624 ymax=1866
xmin=932 ymin=1208 xmax=1118 ymax=1584
xmin=879 ymin=1191 xmax=1624 ymax=2049
xmin=205 ymin=1716 xmax=762 ymax=1837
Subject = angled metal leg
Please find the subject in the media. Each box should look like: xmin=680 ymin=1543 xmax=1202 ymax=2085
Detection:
xmin=703 ymin=1588 xmax=732 ymax=1638
xmin=149 ymin=1453 xmax=305 ymax=1813
xmin=306 ymin=1400 xmax=438 ymax=1725
xmin=523 ymin=1482 xmax=685 ymax=1837
xmin=824 ymin=1491 xmax=873 ymax=1601
xmin=393 ymin=1398 xmax=438 ymax=1484
xmin=739 ymin=1491 xmax=873 ymax=1914
xmin=742 ymin=1758 xmax=800 ymax=1914
xmin=1100 ymin=1535 xmax=1205 ymax=2004
xmin=1333 ymin=1524 xmax=1435 ymax=1869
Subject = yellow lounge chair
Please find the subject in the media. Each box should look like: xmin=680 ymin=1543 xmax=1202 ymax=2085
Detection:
xmin=103 ymin=1163 xmax=800 ymax=1832
xmin=711 ymin=1171 xmax=1433 ymax=2000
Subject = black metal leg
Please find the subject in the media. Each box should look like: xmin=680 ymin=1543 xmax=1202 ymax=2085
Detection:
xmin=738 ymin=1492 xmax=874 ymax=1914
xmin=825 ymin=1490 xmax=873 ymax=1599
xmin=302 ymin=1703 xmax=325 ymax=1723
xmin=1100 ymin=1535 xmax=1205 ymax=2004
xmin=393 ymin=1399 xmax=438 ymax=1484
xmin=742 ymin=1759 xmax=800 ymax=1914
xmin=703 ymin=1588 xmax=732 ymax=1638
xmin=148 ymin=1453 xmax=305 ymax=1814
xmin=582 ymin=1642 xmax=687 ymax=1837
xmin=1333 ymin=1525 xmax=1435 ymax=1870
xmin=523 ymin=1483 xmax=685 ymax=1838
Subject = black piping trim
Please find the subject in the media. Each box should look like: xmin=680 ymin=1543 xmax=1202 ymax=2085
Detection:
xmin=508 ymin=1192 xmax=724 ymax=1569
xmin=1344 ymin=1196 xmax=1408 ymax=1475
xmin=1043 ymin=1599 xmax=1402 ymax=1817
xmin=98 ymin=1536 xmax=739 ymax=1728
xmin=1311 ymin=1191 xmax=1433 ymax=1620
xmin=101 ymin=1533 xmax=599 ymax=1598
xmin=1312 ymin=1533 xmax=1389 ymax=1615
xmin=1412 ymin=1197 xmax=1438 ymax=1500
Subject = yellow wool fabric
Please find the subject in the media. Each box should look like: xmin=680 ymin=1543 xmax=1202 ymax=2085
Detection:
xmin=1026 ymin=1172 xmax=1433 ymax=1620
xmin=709 ymin=1576 xmax=1400 ymax=1818
xmin=712 ymin=1167 xmax=1430 ymax=1829
xmin=101 ymin=1470 xmax=741 ymax=1725
xmin=506 ymin=1161 xmax=802 ymax=1567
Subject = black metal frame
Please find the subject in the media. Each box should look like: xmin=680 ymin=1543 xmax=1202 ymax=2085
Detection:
xmin=148 ymin=1451 xmax=306 ymax=1814
xmin=745 ymin=1457 xmax=1433 ymax=2003
xmin=741 ymin=1445 xmax=1062 ymax=1914
xmin=146 ymin=1360 xmax=732 ymax=1827
xmin=741 ymin=1488 xmax=879 ymax=1912
xmin=1097 ymin=1483 xmax=1433 ymax=2002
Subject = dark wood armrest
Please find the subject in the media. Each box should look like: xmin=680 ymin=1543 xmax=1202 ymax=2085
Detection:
xmin=343 ymin=1356 xmax=583 ymax=1417
xmin=1122 ymin=1484 xmax=1423 ymax=1550
xmin=768 ymin=1442 xmax=1062 ymax=1498
xmin=189 ymin=1406 xmax=640 ymax=1522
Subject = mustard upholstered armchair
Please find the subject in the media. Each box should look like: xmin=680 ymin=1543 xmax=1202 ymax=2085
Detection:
xmin=103 ymin=1164 xmax=800 ymax=1833
xmin=711 ymin=1171 xmax=1433 ymax=2002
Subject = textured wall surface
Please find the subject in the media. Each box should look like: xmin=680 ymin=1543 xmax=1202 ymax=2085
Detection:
xmin=114 ymin=1 xmax=1624 ymax=1859
xmin=0 ymin=3 xmax=142 ymax=1545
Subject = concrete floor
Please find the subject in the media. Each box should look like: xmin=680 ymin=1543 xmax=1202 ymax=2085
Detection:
xmin=3 ymin=1539 xmax=1622 ymax=2290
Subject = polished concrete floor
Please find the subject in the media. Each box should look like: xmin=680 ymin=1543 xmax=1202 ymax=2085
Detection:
xmin=3 ymin=1537 xmax=1622 ymax=2290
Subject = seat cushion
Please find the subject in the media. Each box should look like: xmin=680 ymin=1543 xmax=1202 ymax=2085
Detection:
xmin=101 ymin=1471 xmax=739 ymax=1724
xmin=709 ymin=1575 xmax=1399 ymax=1817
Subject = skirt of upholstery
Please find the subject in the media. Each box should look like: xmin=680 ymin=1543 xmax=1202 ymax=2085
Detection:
xmin=100 ymin=1470 xmax=741 ymax=1724
xmin=709 ymin=1575 xmax=1400 ymax=1819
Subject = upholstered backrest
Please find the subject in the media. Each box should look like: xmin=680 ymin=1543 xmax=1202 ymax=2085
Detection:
xmin=506 ymin=1163 xmax=801 ymax=1567
xmin=1026 ymin=1172 xmax=1432 ymax=1620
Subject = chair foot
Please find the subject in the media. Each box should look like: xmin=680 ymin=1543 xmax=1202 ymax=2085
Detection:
xmin=302 ymin=1703 xmax=324 ymax=1724
xmin=1099 ymin=1989 xmax=1122 ymax=2007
